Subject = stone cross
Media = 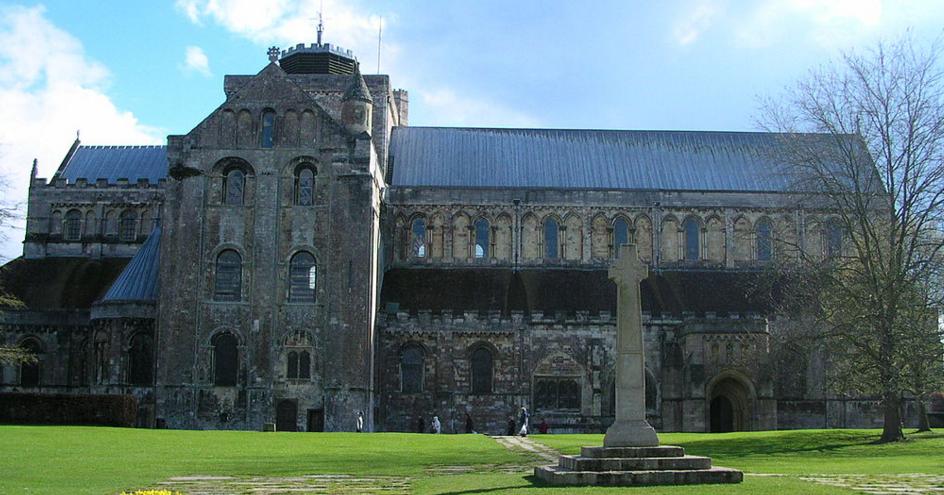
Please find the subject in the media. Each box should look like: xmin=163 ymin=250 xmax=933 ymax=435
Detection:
xmin=604 ymin=243 xmax=660 ymax=447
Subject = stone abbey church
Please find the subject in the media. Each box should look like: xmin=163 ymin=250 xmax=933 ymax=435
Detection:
xmin=0 ymin=38 xmax=908 ymax=434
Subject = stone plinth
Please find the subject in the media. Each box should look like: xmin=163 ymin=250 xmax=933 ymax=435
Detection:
xmin=534 ymin=446 xmax=743 ymax=486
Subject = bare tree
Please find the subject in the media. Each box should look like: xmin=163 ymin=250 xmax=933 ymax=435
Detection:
xmin=761 ymin=35 xmax=944 ymax=442
xmin=0 ymin=171 xmax=28 ymax=365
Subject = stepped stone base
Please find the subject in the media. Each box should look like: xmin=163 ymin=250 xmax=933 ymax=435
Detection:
xmin=534 ymin=446 xmax=743 ymax=486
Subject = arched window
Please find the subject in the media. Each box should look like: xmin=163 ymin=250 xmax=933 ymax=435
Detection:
xmin=287 ymin=351 xmax=298 ymax=378
xmin=286 ymin=350 xmax=311 ymax=379
xmin=212 ymin=333 xmax=238 ymax=386
xmin=544 ymin=217 xmax=559 ymax=259
xmin=400 ymin=345 xmax=424 ymax=393
xmin=127 ymin=333 xmax=154 ymax=386
xmin=474 ymin=218 xmax=489 ymax=259
xmin=298 ymin=351 xmax=310 ymax=379
xmin=289 ymin=252 xmax=316 ymax=302
xmin=214 ymin=250 xmax=242 ymax=301
xmin=613 ymin=217 xmax=629 ymax=257
xmin=756 ymin=218 xmax=773 ymax=262
xmin=411 ymin=218 xmax=427 ymax=258
xmin=64 ymin=210 xmax=82 ymax=241
xmin=294 ymin=166 xmax=315 ymax=206
xmin=826 ymin=220 xmax=843 ymax=258
xmin=261 ymin=109 xmax=276 ymax=148
xmin=119 ymin=210 xmax=137 ymax=242
xmin=471 ymin=346 xmax=493 ymax=394
xmin=105 ymin=210 xmax=117 ymax=236
xmin=224 ymin=169 xmax=245 ymax=206
xmin=683 ymin=217 xmax=700 ymax=262
xmin=19 ymin=339 xmax=41 ymax=387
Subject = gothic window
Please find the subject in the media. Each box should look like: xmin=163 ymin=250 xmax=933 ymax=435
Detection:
xmin=212 ymin=333 xmax=238 ymax=386
xmin=105 ymin=210 xmax=117 ymax=236
xmin=470 ymin=346 xmax=493 ymax=394
xmin=224 ymin=169 xmax=245 ymax=206
xmin=64 ymin=209 xmax=82 ymax=241
xmin=127 ymin=333 xmax=154 ymax=386
xmin=474 ymin=218 xmax=489 ymax=259
xmin=683 ymin=217 xmax=700 ymax=262
xmin=826 ymin=220 xmax=843 ymax=258
xmin=119 ymin=210 xmax=137 ymax=242
xmin=19 ymin=339 xmax=41 ymax=387
xmin=286 ymin=350 xmax=310 ymax=379
xmin=756 ymin=218 xmax=773 ymax=262
xmin=400 ymin=345 xmax=424 ymax=394
xmin=298 ymin=351 xmax=310 ymax=379
xmin=261 ymin=109 xmax=276 ymax=148
xmin=544 ymin=217 xmax=559 ymax=259
xmin=411 ymin=218 xmax=427 ymax=258
xmin=294 ymin=166 xmax=315 ymax=206
xmin=534 ymin=377 xmax=581 ymax=410
xmin=613 ymin=217 xmax=629 ymax=257
xmin=288 ymin=252 xmax=316 ymax=302
xmin=214 ymin=250 xmax=242 ymax=301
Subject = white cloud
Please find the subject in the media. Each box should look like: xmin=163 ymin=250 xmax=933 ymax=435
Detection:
xmin=418 ymin=87 xmax=541 ymax=128
xmin=736 ymin=0 xmax=884 ymax=48
xmin=0 ymin=5 xmax=162 ymax=260
xmin=183 ymin=45 xmax=211 ymax=76
xmin=673 ymin=1 xmax=720 ymax=46
xmin=174 ymin=0 xmax=391 ymax=71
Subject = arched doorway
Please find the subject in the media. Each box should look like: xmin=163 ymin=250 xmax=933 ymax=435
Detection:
xmin=707 ymin=373 xmax=753 ymax=432
xmin=276 ymin=399 xmax=298 ymax=432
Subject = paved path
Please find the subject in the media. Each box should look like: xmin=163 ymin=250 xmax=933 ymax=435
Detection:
xmin=491 ymin=435 xmax=560 ymax=464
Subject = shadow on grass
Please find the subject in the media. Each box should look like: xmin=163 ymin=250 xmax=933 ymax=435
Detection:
xmin=678 ymin=430 xmax=877 ymax=459
xmin=432 ymin=475 xmax=549 ymax=495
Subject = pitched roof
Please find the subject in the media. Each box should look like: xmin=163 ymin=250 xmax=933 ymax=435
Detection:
xmin=389 ymin=127 xmax=817 ymax=192
xmin=99 ymin=227 xmax=161 ymax=304
xmin=0 ymin=257 xmax=128 ymax=310
xmin=58 ymin=145 xmax=167 ymax=184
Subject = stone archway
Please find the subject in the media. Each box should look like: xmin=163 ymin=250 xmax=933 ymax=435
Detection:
xmin=707 ymin=373 xmax=754 ymax=432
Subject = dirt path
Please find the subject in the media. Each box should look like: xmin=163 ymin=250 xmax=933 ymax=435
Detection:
xmin=491 ymin=435 xmax=560 ymax=464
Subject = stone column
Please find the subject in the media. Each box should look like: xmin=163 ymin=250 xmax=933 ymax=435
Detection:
xmin=604 ymin=243 xmax=659 ymax=447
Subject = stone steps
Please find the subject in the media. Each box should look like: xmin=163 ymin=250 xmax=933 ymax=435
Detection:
xmin=560 ymin=454 xmax=713 ymax=471
xmin=534 ymin=465 xmax=744 ymax=486
xmin=535 ymin=445 xmax=744 ymax=486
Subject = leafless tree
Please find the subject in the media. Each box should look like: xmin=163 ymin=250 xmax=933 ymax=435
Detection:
xmin=0 ymin=171 xmax=28 ymax=365
xmin=761 ymin=35 xmax=944 ymax=442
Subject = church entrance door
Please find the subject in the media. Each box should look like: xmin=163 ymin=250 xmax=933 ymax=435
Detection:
xmin=276 ymin=399 xmax=298 ymax=432
xmin=710 ymin=396 xmax=734 ymax=432
xmin=307 ymin=409 xmax=324 ymax=432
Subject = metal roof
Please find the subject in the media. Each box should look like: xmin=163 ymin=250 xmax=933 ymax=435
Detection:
xmin=59 ymin=145 xmax=167 ymax=183
xmin=389 ymin=127 xmax=818 ymax=192
xmin=100 ymin=227 xmax=161 ymax=303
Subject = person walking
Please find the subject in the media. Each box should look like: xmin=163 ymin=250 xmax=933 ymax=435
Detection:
xmin=355 ymin=410 xmax=364 ymax=433
xmin=518 ymin=406 xmax=530 ymax=437
xmin=431 ymin=415 xmax=442 ymax=434
xmin=538 ymin=418 xmax=549 ymax=434
xmin=464 ymin=413 xmax=474 ymax=433
xmin=505 ymin=416 xmax=516 ymax=436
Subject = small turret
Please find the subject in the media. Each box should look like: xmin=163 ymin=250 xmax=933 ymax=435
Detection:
xmin=341 ymin=64 xmax=373 ymax=135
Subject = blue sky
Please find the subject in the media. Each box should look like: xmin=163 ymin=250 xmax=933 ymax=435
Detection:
xmin=0 ymin=0 xmax=942 ymax=259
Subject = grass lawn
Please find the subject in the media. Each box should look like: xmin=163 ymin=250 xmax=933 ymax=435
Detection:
xmin=0 ymin=426 xmax=941 ymax=494
xmin=532 ymin=429 xmax=944 ymax=474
